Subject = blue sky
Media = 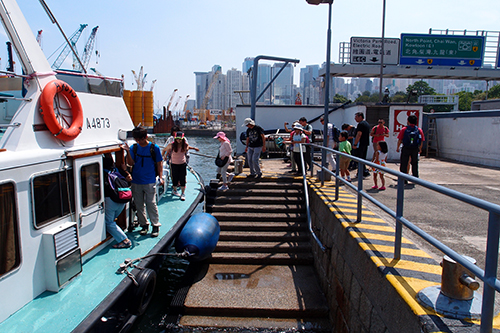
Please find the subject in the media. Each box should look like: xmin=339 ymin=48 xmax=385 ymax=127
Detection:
xmin=6 ymin=0 xmax=500 ymax=110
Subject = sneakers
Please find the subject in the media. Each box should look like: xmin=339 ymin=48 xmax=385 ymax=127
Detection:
xmin=346 ymin=176 xmax=351 ymax=182
xmin=247 ymin=174 xmax=256 ymax=179
xmin=172 ymin=189 xmax=180 ymax=197
xmin=227 ymin=173 xmax=235 ymax=182
xmin=218 ymin=185 xmax=229 ymax=191
xmin=139 ymin=225 xmax=149 ymax=235
xmin=379 ymin=186 xmax=386 ymax=190
xmin=255 ymin=173 xmax=262 ymax=179
xmin=180 ymin=194 xmax=186 ymax=201
xmin=371 ymin=185 xmax=379 ymax=189
xmin=151 ymin=226 xmax=159 ymax=237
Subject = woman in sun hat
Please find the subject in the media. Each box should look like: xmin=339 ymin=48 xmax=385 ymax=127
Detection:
xmin=214 ymin=131 xmax=234 ymax=191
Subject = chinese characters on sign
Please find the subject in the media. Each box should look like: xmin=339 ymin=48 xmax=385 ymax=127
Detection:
xmin=350 ymin=37 xmax=400 ymax=65
xmin=399 ymin=34 xmax=485 ymax=67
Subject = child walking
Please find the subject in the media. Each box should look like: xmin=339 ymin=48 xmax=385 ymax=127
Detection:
xmin=371 ymin=141 xmax=388 ymax=190
xmin=338 ymin=131 xmax=352 ymax=182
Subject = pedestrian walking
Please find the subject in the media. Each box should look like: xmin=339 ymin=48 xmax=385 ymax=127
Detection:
xmin=214 ymin=131 xmax=234 ymax=191
xmin=338 ymin=131 xmax=352 ymax=182
xmin=353 ymin=112 xmax=371 ymax=177
xmin=123 ymin=126 xmax=163 ymax=237
xmin=371 ymin=141 xmax=388 ymax=190
xmin=164 ymin=132 xmax=197 ymax=201
xmin=396 ymin=115 xmax=424 ymax=182
xmin=243 ymin=118 xmax=266 ymax=178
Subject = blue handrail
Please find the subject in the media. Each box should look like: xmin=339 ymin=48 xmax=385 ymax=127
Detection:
xmin=299 ymin=142 xmax=500 ymax=333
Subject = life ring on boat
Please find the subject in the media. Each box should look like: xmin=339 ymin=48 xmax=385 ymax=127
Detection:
xmin=130 ymin=268 xmax=157 ymax=315
xmin=39 ymin=79 xmax=83 ymax=141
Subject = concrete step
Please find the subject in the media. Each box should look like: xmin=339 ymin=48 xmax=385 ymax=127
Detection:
xmin=219 ymin=181 xmax=303 ymax=191
xmin=215 ymin=241 xmax=312 ymax=253
xmin=219 ymin=230 xmax=310 ymax=242
xmin=211 ymin=195 xmax=304 ymax=205
xmin=213 ymin=211 xmax=307 ymax=222
xmin=209 ymin=252 xmax=314 ymax=265
xmin=180 ymin=264 xmax=328 ymax=319
xmin=218 ymin=221 xmax=308 ymax=232
xmin=210 ymin=203 xmax=305 ymax=213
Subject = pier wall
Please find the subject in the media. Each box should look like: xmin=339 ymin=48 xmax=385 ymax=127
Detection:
xmin=307 ymin=185 xmax=425 ymax=332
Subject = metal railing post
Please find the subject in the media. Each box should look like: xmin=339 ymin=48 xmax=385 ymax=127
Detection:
xmin=335 ymin=153 xmax=340 ymax=201
xmin=480 ymin=211 xmax=500 ymax=333
xmin=394 ymin=177 xmax=405 ymax=260
xmin=356 ymin=162 xmax=363 ymax=222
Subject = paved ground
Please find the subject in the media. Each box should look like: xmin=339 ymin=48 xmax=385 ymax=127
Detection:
xmin=260 ymin=156 xmax=500 ymax=276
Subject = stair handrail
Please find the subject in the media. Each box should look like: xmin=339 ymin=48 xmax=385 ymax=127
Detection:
xmin=298 ymin=143 xmax=327 ymax=252
xmin=301 ymin=142 xmax=500 ymax=333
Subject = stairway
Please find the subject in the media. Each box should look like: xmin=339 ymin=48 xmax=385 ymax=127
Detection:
xmin=177 ymin=176 xmax=330 ymax=331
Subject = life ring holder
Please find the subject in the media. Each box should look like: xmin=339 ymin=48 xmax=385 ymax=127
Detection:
xmin=130 ymin=268 xmax=157 ymax=315
xmin=39 ymin=79 xmax=83 ymax=141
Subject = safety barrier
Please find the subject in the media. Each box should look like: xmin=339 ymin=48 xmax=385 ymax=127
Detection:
xmin=296 ymin=142 xmax=500 ymax=333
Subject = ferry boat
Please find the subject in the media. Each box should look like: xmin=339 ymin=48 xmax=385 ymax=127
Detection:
xmin=0 ymin=1 xmax=204 ymax=331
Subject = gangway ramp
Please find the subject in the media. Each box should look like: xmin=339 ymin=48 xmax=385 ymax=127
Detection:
xmin=176 ymin=176 xmax=330 ymax=331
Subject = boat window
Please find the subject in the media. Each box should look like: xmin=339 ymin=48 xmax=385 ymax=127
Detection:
xmin=81 ymin=163 xmax=101 ymax=208
xmin=0 ymin=182 xmax=21 ymax=277
xmin=33 ymin=170 xmax=75 ymax=228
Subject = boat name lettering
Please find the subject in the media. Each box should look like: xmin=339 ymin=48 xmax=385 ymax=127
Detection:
xmin=86 ymin=117 xmax=110 ymax=129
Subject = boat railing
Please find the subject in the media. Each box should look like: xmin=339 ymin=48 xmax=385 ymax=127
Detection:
xmin=297 ymin=142 xmax=500 ymax=333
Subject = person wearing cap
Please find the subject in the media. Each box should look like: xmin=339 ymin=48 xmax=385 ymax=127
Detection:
xmin=291 ymin=124 xmax=307 ymax=174
xmin=214 ymin=131 xmax=234 ymax=191
xmin=242 ymin=118 xmax=266 ymax=179
xmin=123 ymin=126 xmax=163 ymax=237
xmin=164 ymin=132 xmax=197 ymax=201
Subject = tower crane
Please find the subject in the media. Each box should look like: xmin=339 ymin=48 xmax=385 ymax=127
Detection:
xmin=131 ymin=66 xmax=147 ymax=90
xmin=51 ymin=24 xmax=87 ymax=70
xmin=182 ymin=94 xmax=190 ymax=119
xmin=172 ymin=95 xmax=182 ymax=113
xmin=149 ymin=79 xmax=157 ymax=91
xmin=74 ymin=26 xmax=98 ymax=72
xmin=201 ymin=66 xmax=221 ymax=110
xmin=166 ymin=89 xmax=178 ymax=111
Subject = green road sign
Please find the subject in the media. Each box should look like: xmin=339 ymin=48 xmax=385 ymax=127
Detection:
xmin=400 ymin=34 xmax=485 ymax=67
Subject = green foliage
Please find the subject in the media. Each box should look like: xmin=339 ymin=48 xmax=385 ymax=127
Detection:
xmin=406 ymin=80 xmax=436 ymax=103
xmin=391 ymin=91 xmax=407 ymax=103
xmin=456 ymin=91 xmax=473 ymax=111
xmin=354 ymin=92 xmax=379 ymax=103
xmin=488 ymin=84 xmax=500 ymax=99
xmin=332 ymin=93 xmax=349 ymax=103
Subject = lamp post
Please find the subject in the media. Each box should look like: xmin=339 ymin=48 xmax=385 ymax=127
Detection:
xmin=306 ymin=0 xmax=334 ymax=182
xmin=378 ymin=0 xmax=386 ymax=102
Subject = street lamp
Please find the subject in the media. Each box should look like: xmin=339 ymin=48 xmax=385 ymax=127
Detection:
xmin=306 ymin=0 xmax=333 ymax=184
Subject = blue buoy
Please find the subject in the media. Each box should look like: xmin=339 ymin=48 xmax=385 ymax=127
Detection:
xmin=175 ymin=213 xmax=220 ymax=262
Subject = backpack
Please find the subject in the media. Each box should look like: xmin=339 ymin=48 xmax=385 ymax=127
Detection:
xmin=105 ymin=168 xmax=132 ymax=203
xmin=132 ymin=143 xmax=158 ymax=176
xmin=402 ymin=126 xmax=421 ymax=147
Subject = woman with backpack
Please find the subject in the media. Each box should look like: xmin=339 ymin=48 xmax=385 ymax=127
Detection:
xmin=103 ymin=153 xmax=132 ymax=248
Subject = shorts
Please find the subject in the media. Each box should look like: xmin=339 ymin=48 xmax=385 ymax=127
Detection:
xmin=339 ymin=156 xmax=350 ymax=170
xmin=373 ymin=161 xmax=386 ymax=175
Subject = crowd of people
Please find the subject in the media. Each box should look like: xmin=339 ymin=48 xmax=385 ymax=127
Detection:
xmin=103 ymin=114 xmax=423 ymax=248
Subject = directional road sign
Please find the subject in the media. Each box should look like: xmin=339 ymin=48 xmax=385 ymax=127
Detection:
xmin=350 ymin=37 xmax=400 ymax=65
xmin=399 ymin=33 xmax=485 ymax=67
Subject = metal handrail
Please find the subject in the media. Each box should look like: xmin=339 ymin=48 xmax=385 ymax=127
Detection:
xmin=300 ymin=142 xmax=500 ymax=333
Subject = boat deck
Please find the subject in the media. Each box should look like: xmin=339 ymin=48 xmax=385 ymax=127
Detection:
xmin=0 ymin=171 xmax=203 ymax=333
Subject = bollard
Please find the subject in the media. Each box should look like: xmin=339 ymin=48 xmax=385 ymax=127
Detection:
xmin=234 ymin=159 xmax=243 ymax=175
xmin=441 ymin=255 xmax=479 ymax=300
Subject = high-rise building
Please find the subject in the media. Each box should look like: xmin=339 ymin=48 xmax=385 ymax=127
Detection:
xmin=226 ymin=68 xmax=243 ymax=109
xmin=271 ymin=62 xmax=294 ymax=105
xmin=300 ymin=65 xmax=320 ymax=105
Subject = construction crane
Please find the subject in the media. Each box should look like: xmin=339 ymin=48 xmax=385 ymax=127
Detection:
xmin=166 ymin=89 xmax=178 ymax=111
xmin=36 ymin=30 xmax=43 ymax=48
xmin=51 ymin=24 xmax=87 ymax=70
xmin=182 ymin=94 xmax=190 ymax=119
xmin=74 ymin=26 xmax=98 ymax=72
xmin=172 ymin=95 xmax=182 ymax=113
xmin=149 ymin=79 xmax=157 ymax=91
xmin=131 ymin=66 xmax=147 ymax=90
xmin=196 ymin=66 xmax=221 ymax=123
xmin=90 ymin=67 xmax=103 ymax=76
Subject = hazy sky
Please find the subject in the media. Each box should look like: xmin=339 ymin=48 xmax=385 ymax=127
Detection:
xmin=5 ymin=0 xmax=500 ymax=110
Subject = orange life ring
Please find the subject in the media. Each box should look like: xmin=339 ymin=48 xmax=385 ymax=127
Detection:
xmin=39 ymin=79 xmax=83 ymax=141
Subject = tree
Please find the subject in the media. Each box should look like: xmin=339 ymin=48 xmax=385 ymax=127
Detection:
xmin=391 ymin=91 xmax=407 ymax=103
xmin=332 ymin=93 xmax=348 ymax=103
xmin=488 ymin=84 xmax=500 ymax=99
xmin=406 ymin=80 xmax=436 ymax=103
xmin=455 ymin=91 xmax=473 ymax=111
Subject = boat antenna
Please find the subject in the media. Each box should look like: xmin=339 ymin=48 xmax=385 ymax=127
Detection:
xmin=38 ymin=0 xmax=87 ymax=74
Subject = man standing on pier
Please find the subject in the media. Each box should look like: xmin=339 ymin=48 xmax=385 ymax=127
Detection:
xmin=353 ymin=112 xmax=371 ymax=178
xmin=397 ymin=114 xmax=424 ymax=182
xmin=243 ymin=118 xmax=266 ymax=179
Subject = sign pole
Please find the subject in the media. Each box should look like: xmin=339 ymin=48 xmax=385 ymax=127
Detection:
xmin=378 ymin=0 xmax=386 ymax=102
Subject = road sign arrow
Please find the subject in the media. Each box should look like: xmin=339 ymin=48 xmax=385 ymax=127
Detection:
xmin=416 ymin=59 xmax=425 ymax=65
xmin=458 ymin=60 xmax=466 ymax=65
xmin=370 ymin=57 xmax=379 ymax=63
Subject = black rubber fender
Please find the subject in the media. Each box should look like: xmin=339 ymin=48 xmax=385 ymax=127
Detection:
xmin=130 ymin=268 xmax=157 ymax=315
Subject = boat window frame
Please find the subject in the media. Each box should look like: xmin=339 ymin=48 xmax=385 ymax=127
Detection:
xmin=0 ymin=180 xmax=21 ymax=279
xmin=79 ymin=161 xmax=101 ymax=210
xmin=31 ymin=167 xmax=75 ymax=230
